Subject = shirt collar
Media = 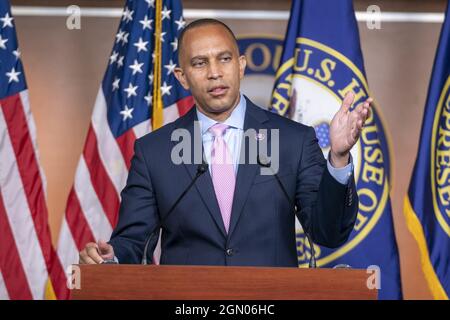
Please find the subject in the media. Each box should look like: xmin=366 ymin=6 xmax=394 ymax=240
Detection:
xmin=196 ymin=93 xmax=246 ymax=135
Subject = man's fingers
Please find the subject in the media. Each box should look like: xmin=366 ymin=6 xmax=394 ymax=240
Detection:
xmin=98 ymin=240 xmax=114 ymax=259
xmin=85 ymin=243 xmax=104 ymax=264
xmin=337 ymin=96 xmax=371 ymax=149
xmin=80 ymin=254 xmax=97 ymax=265
xmin=340 ymin=91 xmax=355 ymax=114
xmin=351 ymin=97 xmax=372 ymax=118
xmin=352 ymin=103 xmax=370 ymax=125
xmin=363 ymin=98 xmax=372 ymax=118
xmin=79 ymin=250 xmax=97 ymax=264
xmin=98 ymin=240 xmax=111 ymax=253
xmin=79 ymin=242 xmax=108 ymax=264
xmin=361 ymin=106 xmax=370 ymax=123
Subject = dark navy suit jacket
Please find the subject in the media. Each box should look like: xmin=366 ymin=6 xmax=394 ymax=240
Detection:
xmin=109 ymin=97 xmax=358 ymax=266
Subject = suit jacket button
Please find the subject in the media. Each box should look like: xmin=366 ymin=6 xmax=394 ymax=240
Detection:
xmin=226 ymin=248 xmax=234 ymax=256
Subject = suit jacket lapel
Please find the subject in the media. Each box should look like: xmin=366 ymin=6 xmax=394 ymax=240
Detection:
xmin=228 ymin=98 xmax=270 ymax=237
xmin=173 ymin=107 xmax=228 ymax=238
xmin=172 ymin=98 xmax=270 ymax=239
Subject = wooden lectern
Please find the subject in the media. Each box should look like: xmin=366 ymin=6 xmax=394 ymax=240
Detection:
xmin=70 ymin=265 xmax=377 ymax=300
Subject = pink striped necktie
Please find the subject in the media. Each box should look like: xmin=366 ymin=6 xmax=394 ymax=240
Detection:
xmin=209 ymin=123 xmax=236 ymax=234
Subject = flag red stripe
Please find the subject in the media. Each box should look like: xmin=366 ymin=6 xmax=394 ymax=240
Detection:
xmin=83 ymin=125 xmax=120 ymax=227
xmin=46 ymin=246 xmax=70 ymax=299
xmin=0 ymin=192 xmax=33 ymax=300
xmin=65 ymin=187 xmax=95 ymax=250
xmin=116 ymin=128 xmax=136 ymax=170
xmin=1 ymin=95 xmax=52 ymax=254
xmin=176 ymin=96 xmax=194 ymax=116
xmin=1 ymin=94 xmax=66 ymax=299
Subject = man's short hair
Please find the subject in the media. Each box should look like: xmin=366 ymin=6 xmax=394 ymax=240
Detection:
xmin=178 ymin=18 xmax=239 ymax=61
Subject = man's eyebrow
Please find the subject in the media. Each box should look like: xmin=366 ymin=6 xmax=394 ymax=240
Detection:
xmin=217 ymin=50 xmax=233 ymax=56
xmin=190 ymin=50 xmax=234 ymax=62
xmin=190 ymin=55 xmax=208 ymax=62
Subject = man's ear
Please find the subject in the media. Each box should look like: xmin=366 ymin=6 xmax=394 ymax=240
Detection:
xmin=238 ymin=55 xmax=247 ymax=80
xmin=174 ymin=67 xmax=190 ymax=90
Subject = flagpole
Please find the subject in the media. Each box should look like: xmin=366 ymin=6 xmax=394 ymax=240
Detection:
xmin=152 ymin=0 xmax=164 ymax=129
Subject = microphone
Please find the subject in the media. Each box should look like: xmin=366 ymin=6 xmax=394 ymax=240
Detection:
xmin=140 ymin=162 xmax=208 ymax=265
xmin=257 ymin=155 xmax=317 ymax=268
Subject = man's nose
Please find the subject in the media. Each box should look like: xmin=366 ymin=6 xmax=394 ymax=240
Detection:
xmin=207 ymin=61 xmax=222 ymax=79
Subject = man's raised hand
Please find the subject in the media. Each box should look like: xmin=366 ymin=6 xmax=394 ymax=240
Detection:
xmin=329 ymin=91 xmax=372 ymax=167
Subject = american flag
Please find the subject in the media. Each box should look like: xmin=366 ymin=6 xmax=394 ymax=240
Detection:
xmin=56 ymin=0 xmax=192 ymax=291
xmin=0 ymin=1 xmax=67 ymax=299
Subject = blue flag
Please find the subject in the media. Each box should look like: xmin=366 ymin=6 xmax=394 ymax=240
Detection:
xmin=271 ymin=0 xmax=402 ymax=299
xmin=404 ymin=1 xmax=450 ymax=300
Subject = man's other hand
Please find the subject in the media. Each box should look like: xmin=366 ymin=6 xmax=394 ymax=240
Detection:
xmin=79 ymin=240 xmax=114 ymax=264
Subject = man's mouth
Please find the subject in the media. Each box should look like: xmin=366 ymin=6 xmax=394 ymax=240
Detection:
xmin=208 ymin=85 xmax=229 ymax=97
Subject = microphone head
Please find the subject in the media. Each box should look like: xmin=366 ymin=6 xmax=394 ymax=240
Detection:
xmin=257 ymin=155 xmax=271 ymax=168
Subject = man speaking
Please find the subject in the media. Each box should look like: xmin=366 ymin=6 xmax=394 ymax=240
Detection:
xmin=79 ymin=19 xmax=371 ymax=266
